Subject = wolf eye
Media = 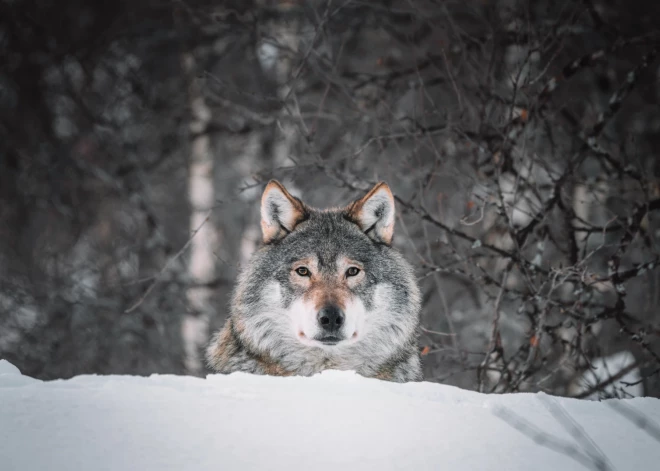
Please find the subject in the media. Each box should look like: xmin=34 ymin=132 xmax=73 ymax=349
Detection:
xmin=346 ymin=267 xmax=360 ymax=277
xmin=295 ymin=267 xmax=310 ymax=277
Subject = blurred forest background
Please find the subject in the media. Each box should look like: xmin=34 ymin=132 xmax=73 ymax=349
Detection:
xmin=1 ymin=0 xmax=660 ymax=399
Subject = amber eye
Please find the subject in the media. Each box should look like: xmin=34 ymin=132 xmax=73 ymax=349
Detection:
xmin=346 ymin=267 xmax=360 ymax=277
xmin=295 ymin=267 xmax=310 ymax=277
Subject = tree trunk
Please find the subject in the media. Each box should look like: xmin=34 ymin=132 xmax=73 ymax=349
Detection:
xmin=182 ymin=52 xmax=218 ymax=375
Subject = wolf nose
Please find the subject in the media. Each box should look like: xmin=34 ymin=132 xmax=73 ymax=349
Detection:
xmin=317 ymin=305 xmax=345 ymax=332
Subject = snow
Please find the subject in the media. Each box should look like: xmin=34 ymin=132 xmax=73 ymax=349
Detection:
xmin=1 ymin=359 xmax=659 ymax=471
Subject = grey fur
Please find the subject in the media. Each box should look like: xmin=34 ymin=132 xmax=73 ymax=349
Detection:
xmin=206 ymin=182 xmax=422 ymax=382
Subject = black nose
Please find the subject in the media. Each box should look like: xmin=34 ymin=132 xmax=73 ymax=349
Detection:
xmin=317 ymin=305 xmax=345 ymax=333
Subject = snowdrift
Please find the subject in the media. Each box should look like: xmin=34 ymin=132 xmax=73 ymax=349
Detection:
xmin=1 ymin=359 xmax=659 ymax=471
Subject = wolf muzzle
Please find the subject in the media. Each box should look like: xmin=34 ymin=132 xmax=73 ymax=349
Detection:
xmin=316 ymin=305 xmax=345 ymax=344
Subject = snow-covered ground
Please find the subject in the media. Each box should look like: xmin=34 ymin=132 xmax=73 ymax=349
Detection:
xmin=1 ymin=359 xmax=659 ymax=471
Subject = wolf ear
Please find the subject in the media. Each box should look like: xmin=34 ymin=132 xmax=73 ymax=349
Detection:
xmin=260 ymin=180 xmax=308 ymax=243
xmin=345 ymin=182 xmax=396 ymax=245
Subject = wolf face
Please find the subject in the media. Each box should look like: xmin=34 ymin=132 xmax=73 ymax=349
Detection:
xmin=207 ymin=181 xmax=422 ymax=382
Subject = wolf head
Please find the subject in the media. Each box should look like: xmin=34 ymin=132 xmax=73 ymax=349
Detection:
xmin=211 ymin=180 xmax=421 ymax=380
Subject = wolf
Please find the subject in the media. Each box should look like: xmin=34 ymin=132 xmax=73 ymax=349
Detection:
xmin=206 ymin=180 xmax=422 ymax=382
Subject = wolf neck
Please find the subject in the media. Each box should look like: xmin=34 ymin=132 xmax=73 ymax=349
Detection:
xmin=207 ymin=317 xmax=420 ymax=382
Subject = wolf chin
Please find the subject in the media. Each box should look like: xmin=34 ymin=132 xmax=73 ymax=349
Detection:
xmin=206 ymin=180 xmax=422 ymax=382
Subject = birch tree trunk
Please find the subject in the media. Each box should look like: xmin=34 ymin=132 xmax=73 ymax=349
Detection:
xmin=182 ymin=52 xmax=218 ymax=375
